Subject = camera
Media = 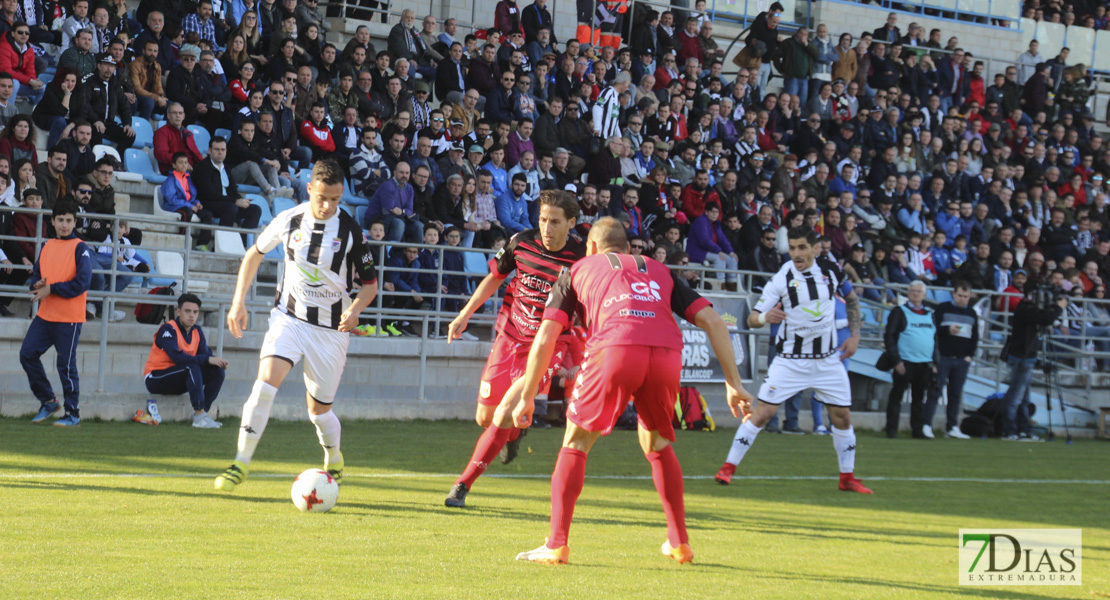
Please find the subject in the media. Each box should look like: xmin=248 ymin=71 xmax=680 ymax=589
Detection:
xmin=1029 ymin=282 xmax=1065 ymax=311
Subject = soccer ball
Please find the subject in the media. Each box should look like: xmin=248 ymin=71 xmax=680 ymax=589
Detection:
xmin=290 ymin=469 xmax=339 ymax=513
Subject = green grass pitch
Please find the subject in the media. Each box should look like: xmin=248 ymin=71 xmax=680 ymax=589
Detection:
xmin=1 ymin=418 xmax=1106 ymax=599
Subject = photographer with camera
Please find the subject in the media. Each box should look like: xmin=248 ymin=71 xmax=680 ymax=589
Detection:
xmin=998 ymin=280 xmax=1068 ymax=442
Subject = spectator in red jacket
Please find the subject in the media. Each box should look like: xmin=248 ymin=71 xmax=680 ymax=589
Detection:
xmin=300 ymin=102 xmax=336 ymax=160
xmin=153 ymin=103 xmax=204 ymax=174
xmin=0 ymin=25 xmax=44 ymax=104
xmin=680 ymin=170 xmax=719 ymax=223
xmin=676 ymin=17 xmax=703 ymax=65
xmin=494 ymin=0 xmax=525 ymax=38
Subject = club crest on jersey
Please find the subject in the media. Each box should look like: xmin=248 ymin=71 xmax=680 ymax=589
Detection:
xmin=331 ymin=237 xmax=342 ymax=252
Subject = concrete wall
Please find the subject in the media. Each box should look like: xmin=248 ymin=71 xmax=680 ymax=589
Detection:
xmin=0 ymin=318 xmax=491 ymax=423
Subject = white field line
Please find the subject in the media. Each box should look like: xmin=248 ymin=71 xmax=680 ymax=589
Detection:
xmin=1 ymin=472 xmax=1109 ymax=484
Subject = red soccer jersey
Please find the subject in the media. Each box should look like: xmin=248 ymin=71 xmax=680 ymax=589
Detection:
xmin=491 ymin=229 xmax=586 ymax=343
xmin=544 ymin=253 xmax=712 ymax=354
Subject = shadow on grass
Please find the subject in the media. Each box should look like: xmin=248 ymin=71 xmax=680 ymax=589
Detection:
xmin=741 ymin=566 xmax=1066 ymax=600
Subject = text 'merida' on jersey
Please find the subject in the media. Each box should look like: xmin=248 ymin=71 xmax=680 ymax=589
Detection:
xmin=491 ymin=229 xmax=585 ymax=342
xmin=254 ymin=203 xmax=377 ymax=330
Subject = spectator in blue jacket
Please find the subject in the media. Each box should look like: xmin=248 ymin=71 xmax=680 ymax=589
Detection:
xmin=418 ymin=225 xmax=441 ymax=293
xmin=485 ymin=69 xmax=520 ymax=124
xmin=897 ymin=193 xmax=929 ymax=236
xmin=935 ymin=200 xmax=962 ymax=247
xmin=887 ymin=241 xmax=919 ymax=284
xmin=687 ymin=202 xmax=739 ymax=287
xmin=827 ymin=163 xmax=857 ymax=199
xmin=160 ymin=152 xmax=216 ymax=250
xmin=496 ymin=172 xmax=532 ymax=235
xmin=484 ymin=144 xmax=510 ymax=198
xmin=931 ymin=231 xmax=954 ymax=284
xmin=368 ymin=162 xmax=423 ymax=242
xmin=384 ymin=245 xmax=427 ymax=336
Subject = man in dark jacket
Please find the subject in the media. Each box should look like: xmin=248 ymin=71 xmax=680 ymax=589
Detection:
xmin=999 ymin=286 xmax=1067 ymax=440
xmin=925 ymin=282 xmax=978 ymax=439
xmin=227 ymin=121 xmax=286 ymax=200
xmin=192 ymin=137 xmax=261 ymax=240
xmin=262 ymin=79 xmax=312 ymax=167
xmin=466 ymin=43 xmax=501 ymax=97
xmin=521 ymin=0 xmax=556 ymax=45
xmin=533 ymin=96 xmax=563 ymax=156
xmin=73 ymin=53 xmax=135 ymax=150
xmin=165 ymin=46 xmax=223 ymax=131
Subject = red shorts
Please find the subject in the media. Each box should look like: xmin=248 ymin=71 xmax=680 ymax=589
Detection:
xmin=477 ymin=335 xmax=568 ymax=407
xmin=567 ymin=345 xmax=682 ymax=442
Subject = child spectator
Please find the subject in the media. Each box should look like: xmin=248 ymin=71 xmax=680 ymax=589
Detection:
xmin=385 ymin=245 xmax=426 ymax=336
xmin=159 ymin=152 xmax=215 ymax=251
xmin=20 ymin=200 xmax=92 ymax=427
xmin=418 ymin=224 xmax=441 ymax=295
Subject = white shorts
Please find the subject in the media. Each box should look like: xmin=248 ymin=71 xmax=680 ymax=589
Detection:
xmin=260 ymin=308 xmax=350 ymax=404
xmin=758 ymin=354 xmax=852 ymax=407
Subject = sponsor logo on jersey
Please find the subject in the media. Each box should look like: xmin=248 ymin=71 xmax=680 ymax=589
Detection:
xmin=789 ymin=279 xmax=803 ymax=289
xmin=619 ymin=308 xmax=657 ymax=318
xmin=603 ymin=280 xmax=663 ymax=307
xmin=292 ymin=231 xmax=305 ymax=245
xmin=631 ymin=280 xmax=662 ymax=301
xmin=479 ymin=381 xmax=492 ymax=398
xmin=297 ymin=265 xmax=327 ymax=288
xmin=801 ymin=301 xmax=826 ymax=319
xmin=494 ymin=247 xmax=506 ymax=261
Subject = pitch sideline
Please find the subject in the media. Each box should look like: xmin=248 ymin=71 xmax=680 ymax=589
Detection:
xmin=1 ymin=472 xmax=1109 ymax=484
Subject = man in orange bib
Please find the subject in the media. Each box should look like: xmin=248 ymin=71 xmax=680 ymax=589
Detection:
xmin=20 ymin=200 xmax=94 ymax=427
xmin=141 ymin=293 xmax=229 ymax=428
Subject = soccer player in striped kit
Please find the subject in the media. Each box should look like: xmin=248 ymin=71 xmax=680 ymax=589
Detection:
xmin=715 ymin=227 xmax=873 ymax=494
xmin=443 ymin=191 xmax=584 ymax=508
xmin=214 ymin=160 xmax=380 ymax=492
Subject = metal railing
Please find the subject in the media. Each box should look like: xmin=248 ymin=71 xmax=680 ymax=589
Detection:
xmin=3 ymin=206 xmax=1107 ymax=400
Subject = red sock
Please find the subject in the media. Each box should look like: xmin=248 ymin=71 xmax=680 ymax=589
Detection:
xmin=840 ymin=472 xmax=855 ymax=482
xmin=456 ymin=425 xmax=512 ymax=488
xmin=508 ymin=427 xmax=522 ymax=442
xmin=548 ymin=447 xmax=587 ymax=548
xmin=646 ymin=445 xmax=688 ymax=546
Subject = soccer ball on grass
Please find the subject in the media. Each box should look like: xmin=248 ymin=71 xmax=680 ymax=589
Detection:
xmin=291 ymin=469 xmax=339 ymax=513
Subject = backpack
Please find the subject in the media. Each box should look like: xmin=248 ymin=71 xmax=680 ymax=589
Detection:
xmin=134 ymin=283 xmax=177 ymax=325
xmin=673 ymin=386 xmax=715 ymax=432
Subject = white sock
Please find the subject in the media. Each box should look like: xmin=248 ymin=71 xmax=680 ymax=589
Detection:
xmin=234 ymin=381 xmax=277 ymax=466
xmin=831 ymin=426 xmax=856 ymax=474
xmin=726 ymin=420 xmax=763 ymax=466
xmin=309 ymin=409 xmax=342 ymax=465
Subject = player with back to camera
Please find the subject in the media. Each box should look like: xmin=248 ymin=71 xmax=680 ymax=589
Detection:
xmin=715 ymin=226 xmax=873 ymax=494
xmin=510 ymin=217 xmax=753 ymax=565
xmin=214 ymin=159 xmax=379 ymax=492
xmin=443 ymin=190 xmax=586 ymax=508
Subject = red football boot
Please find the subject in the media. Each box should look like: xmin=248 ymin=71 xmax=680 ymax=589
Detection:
xmin=715 ymin=463 xmax=736 ymax=485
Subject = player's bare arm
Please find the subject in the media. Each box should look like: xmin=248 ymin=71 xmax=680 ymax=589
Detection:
xmin=339 ymin=282 xmax=380 ymax=332
xmin=694 ymin=306 xmax=754 ymax=420
xmin=512 ymin=319 xmax=564 ymax=428
xmin=840 ymin=290 xmax=862 ymax=359
xmin=228 ymin=247 xmax=266 ymax=338
xmin=747 ymin=302 xmax=786 ymax=329
xmin=447 ymin=272 xmax=504 ymax=343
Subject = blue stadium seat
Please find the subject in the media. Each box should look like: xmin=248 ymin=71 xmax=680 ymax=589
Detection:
xmin=273 ymin=197 xmax=296 ymax=216
xmin=340 ymin=204 xmax=353 ymax=217
xmin=132 ymin=248 xmax=174 ymax=288
xmin=131 ymin=117 xmax=154 ymax=149
xmin=245 ymin=194 xmax=273 ymax=226
xmin=934 ymin=290 xmax=953 ymax=305
xmin=214 ymin=128 xmax=232 ymax=141
xmin=186 ymin=125 xmax=210 ymax=153
xmin=343 ymin=179 xmax=368 ymax=207
xmin=124 ymin=148 xmax=167 ymax=184
xmin=238 ymin=184 xmax=263 ymax=195
xmin=355 ymin=206 xmax=368 ymax=228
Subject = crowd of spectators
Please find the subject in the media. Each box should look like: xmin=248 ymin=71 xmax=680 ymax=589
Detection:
xmin=0 ymin=0 xmax=1105 ymax=354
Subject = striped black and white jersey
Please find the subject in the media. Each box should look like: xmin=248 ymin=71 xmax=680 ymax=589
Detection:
xmin=754 ymin=258 xmax=853 ymax=359
xmin=592 ymin=86 xmax=622 ymax=140
xmin=254 ymin=203 xmax=377 ymax=330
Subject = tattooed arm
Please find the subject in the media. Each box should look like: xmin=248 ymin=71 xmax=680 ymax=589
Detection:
xmin=841 ymin=289 xmax=861 ymax=359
